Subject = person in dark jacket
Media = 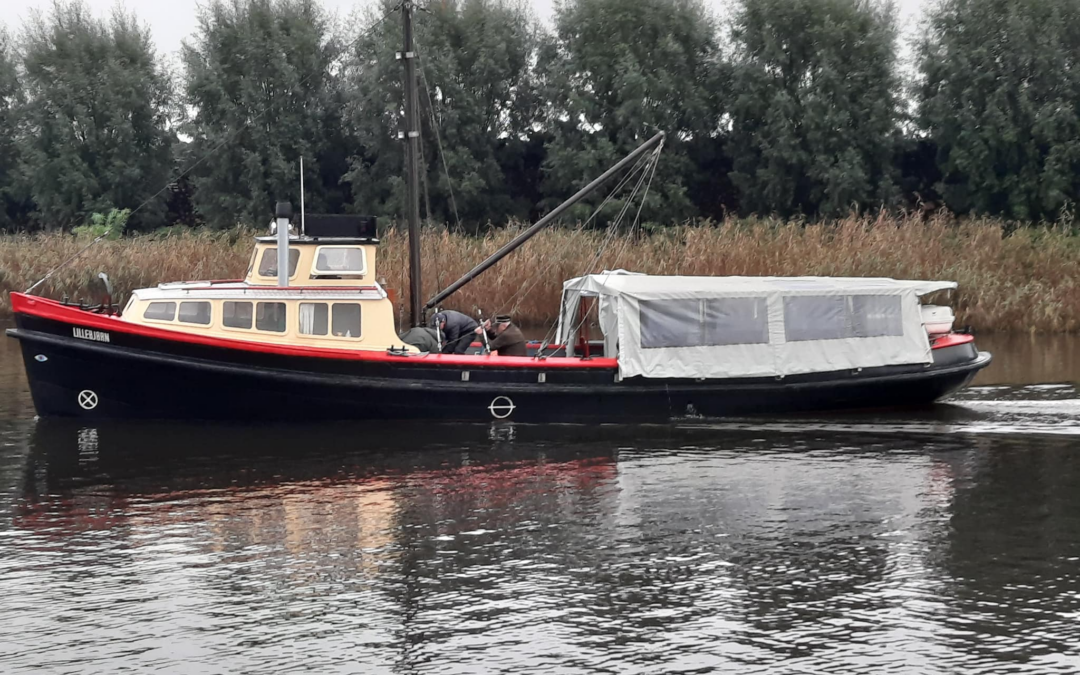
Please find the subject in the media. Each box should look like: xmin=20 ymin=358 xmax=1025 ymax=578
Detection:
xmin=431 ymin=310 xmax=480 ymax=354
xmin=399 ymin=326 xmax=440 ymax=353
xmin=477 ymin=314 xmax=527 ymax=357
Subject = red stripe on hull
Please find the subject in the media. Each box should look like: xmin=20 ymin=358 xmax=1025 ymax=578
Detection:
xmin=9 ymin=292 xmax=618 ymax=369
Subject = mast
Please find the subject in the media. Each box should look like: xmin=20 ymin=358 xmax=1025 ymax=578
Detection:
xmin=400 ymin=1 xmax=424 ymax=327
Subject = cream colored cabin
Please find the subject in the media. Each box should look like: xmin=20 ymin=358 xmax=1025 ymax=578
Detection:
xmin=120 ymin=236 xmax=416 ymax=352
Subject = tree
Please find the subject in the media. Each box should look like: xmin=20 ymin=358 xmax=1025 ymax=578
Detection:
xmin=917 ymin=0 xmax=1080 ymax=221
xmin=0 ymin=29 xmax=27 ymax=230
xmin=344 ymin=0 xmax=543 ymax=229
xmin=182 ymin=0 xmax=347 ymax=228
xmin=728 ymin=0 xmax=901 ymax=218
xmin=18 ymin=2 xmax=175 ymax=231
xmin=537 ymin=0 xmax=724 ymax=225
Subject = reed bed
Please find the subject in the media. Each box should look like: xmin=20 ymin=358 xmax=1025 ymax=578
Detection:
xmin=3 ymin=212 xmax=1079 ymax=332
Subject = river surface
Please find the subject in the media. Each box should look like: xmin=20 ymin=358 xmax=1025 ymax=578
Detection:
xmin=1 ymin=326 xmax=1079 ymax=674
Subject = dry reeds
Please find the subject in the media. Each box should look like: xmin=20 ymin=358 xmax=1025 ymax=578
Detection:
xmin=3 ymin=213 xmax=1080 ymax=331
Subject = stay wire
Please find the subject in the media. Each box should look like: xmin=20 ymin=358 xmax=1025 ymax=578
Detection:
xmin=491 ymin=150 xmax=656 ymax=323
xmin=547 ymin=146 xmax=661 ymax=349
xmin=25 ymin=5 xmax=401 ymax=295
xmin=414 ymin=41 xmax=462 ymax=233
xmin=559 ymin=143 xmax=663 ymax=347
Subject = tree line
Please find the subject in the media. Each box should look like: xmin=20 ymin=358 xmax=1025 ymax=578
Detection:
xmin=1 ymin=0 xmax=1078 ymax=233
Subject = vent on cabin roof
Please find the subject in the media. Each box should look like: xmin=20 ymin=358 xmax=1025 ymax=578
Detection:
xmin=304 ymin=214 xmax=377 ymax=239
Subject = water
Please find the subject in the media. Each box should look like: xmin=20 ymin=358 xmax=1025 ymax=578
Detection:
xmin=2 ymin=324 xmax=1079 ymax=674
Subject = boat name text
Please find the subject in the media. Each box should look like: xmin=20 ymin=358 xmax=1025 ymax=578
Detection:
xmin=73 ymin=328 xmax=110 ymax=343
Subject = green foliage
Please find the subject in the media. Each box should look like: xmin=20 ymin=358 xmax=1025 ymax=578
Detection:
xmin=917 ymin=0 xmax=1080 ymax=221
xmin=18 ymin=1 xmax=175 ymax=231
xmin=345 ymin=0 xmax=542 ymax=228
xmin=728 ymin=0 xmax=901 ymax=218
xmin=72 ymin=208 xmax=131 ymax=240
xmin=538 ymin=0 xmax=725 ymax=224
xmin=0 ymin=30 xmax=26 ymax=230
xmin=182 ymin=0 xmax=347 ymax=228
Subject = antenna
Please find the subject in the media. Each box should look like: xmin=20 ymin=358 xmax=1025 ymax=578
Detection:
xmin=300 ymin=157 xmax=306 ymax=236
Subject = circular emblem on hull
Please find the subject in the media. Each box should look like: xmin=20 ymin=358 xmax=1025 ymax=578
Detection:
xmin=488 ymin=396 xmax=516 ymax=419
xmin=77 ymin=390 xmax=99 ymax=410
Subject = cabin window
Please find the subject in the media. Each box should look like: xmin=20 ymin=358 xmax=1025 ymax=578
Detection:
xmin=257 ymin=248 xmax=300 ymax=279
xmin=256 ymin=302 xmax=287 ymax=332
xmin=641 ymin=298 xmax=769 ymax=349
xmin=299 ymin=303 xmax=329 ymax=336
xmin=332 ymin=304 xmax=362 ymax=338
xmin=178 ymin=302 xmax=212 ymax=325
xmin=704 ymin=298 xmax=769 ymax=346
xmin=144 ymin=302 xmax=176 ymax=322
xmin=312 ymin=247 xmax=366 ymax=276
xmin=223 ymin=301 xmax=253 ymax=329
xmin=850 ymin=295 xmax=903 ymax=338
xmin=784 ymin=296 xmax=847 ymax=341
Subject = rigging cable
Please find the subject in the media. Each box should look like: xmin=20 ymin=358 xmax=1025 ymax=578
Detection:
xmin=558 ymin=142 xmax=664 ymax=349
xmin=25 ymin=5 xmax=402 ymax=295
xmin=490 ymin=148 xmax=657 ymax=322
xmin=545 ymin=144 xmax=663 ymax=350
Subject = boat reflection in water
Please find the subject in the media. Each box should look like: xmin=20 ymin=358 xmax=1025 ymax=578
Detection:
xmin=9 ymin=413 xmax=1080 ymax=673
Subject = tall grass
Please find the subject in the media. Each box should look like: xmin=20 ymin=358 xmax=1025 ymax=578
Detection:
xmin=3 ymin=213 xmax=1080 ymax=331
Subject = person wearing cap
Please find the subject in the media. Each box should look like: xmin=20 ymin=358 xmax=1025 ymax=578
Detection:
xmin=476 ymin=314 xmax=527 ymax=357
xmin=431 ymin=310 xmax=480 ymax=354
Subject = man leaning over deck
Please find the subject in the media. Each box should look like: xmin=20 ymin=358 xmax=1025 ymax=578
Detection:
xmin=431 ymin=310 xmax=480 ymax=355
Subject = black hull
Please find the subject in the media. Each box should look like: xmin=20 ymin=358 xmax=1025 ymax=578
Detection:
xmin=8 ymin=314 xmax=991 ymax=422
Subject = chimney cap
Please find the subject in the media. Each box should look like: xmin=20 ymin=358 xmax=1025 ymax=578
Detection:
xmin=275 ymin=202 xmax=293 ymax=219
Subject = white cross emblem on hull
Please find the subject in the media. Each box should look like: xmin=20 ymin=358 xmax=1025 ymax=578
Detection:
xmin=77 ymin=390 xmax=99 ymax=410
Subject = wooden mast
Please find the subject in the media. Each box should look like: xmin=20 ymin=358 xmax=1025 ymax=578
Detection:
xmin=400 ymin=1 xmax=423 ymax=327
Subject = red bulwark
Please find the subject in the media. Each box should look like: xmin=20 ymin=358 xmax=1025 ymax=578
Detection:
xmin=9 ymin=292 xmax=619 ymax=370
xmin=930 ymin=333 xmax=975 ymax=350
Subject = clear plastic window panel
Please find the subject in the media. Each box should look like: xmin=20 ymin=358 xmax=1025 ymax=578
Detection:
xmin=784 ymin=296 xmax=848 ymax=341
xmin=704 ymin=298 xmax=769 ymax=346
xmin=178 ymin=302 xmax=211 ymax=325
xmin=256 ymin=302 xmax=287 ymax=332
xmin=331 ymin=304 xmax=362 ymax=338
xmin=850 ymin=295 xmax=903 ymax=337
xmin=299 ymin=303 xmax=329 ymax=336
xmin=640 ymin=299 xmax=704 ymax=348
xmin=223 ymin=301 xmax=253 ymax=329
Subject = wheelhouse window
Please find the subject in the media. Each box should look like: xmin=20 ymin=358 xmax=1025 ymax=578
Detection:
xmin=312 ymin=247 xmax=366 ymax=276
xmin=144 ymin=302 xmax=176 ymax=321
xmin=223 ymin=301 xmax=253 ymax=329
xmin=257 ymin=248 xmax=300 ymax=279
xmin=256 ymin=302 xmax=287 ymax=332
xmin=331 ymin=304 xmax=362 ymax=338
xmin=299 ymin=303 xmax=329 ymax=335
xmin=178 ymin=301 xmax=211 ymax=325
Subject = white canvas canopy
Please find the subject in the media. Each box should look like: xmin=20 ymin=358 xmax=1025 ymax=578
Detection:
xmin=556 ymin=273 xmax=957 ymax=380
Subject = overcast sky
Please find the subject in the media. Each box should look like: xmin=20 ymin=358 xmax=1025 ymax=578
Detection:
xmin=2 ymin=0 xmax=929 ymax=62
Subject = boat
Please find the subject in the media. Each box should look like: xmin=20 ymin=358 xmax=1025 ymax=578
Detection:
xmin=5 ymin=4 xmax=991 ymax=423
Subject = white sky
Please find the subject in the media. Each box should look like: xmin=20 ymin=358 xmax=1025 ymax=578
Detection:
xmin=2 ymin=0 xmax=929 ymax=63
